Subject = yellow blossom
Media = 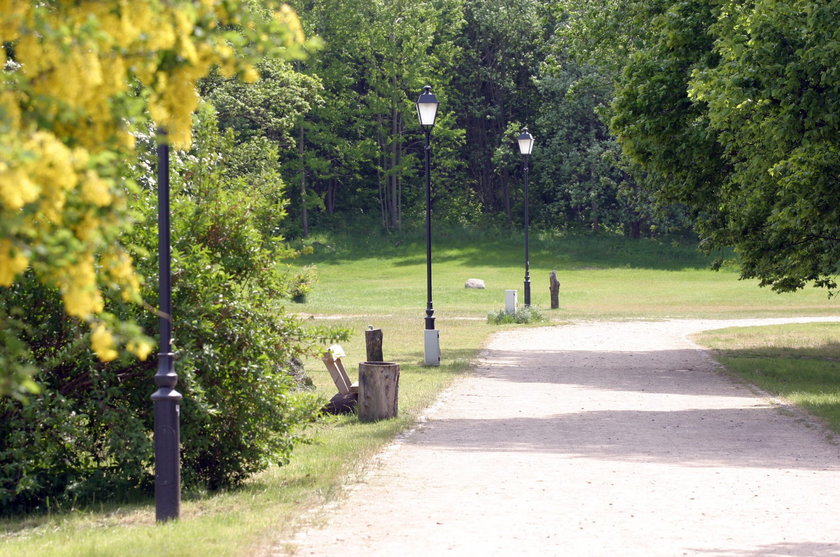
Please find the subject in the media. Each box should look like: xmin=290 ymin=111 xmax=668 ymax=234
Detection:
xmin=80 ymin=170 xmax=113 ymax=207
xmin=243 ymin=64 xmax=260 ymax=83
xmin=1 ymin=1 xmax=313 ymax=390
xmin=0 ymin=165 xmax=39 ymax=210
xmin=0 ymin=240 xmax=28 ymax=286
xmin=127 ymin=339 xmax=154 ymax=361
xmin=0 ymin=1 xmax=26 ymax=41
xmin=90 ymin=323 xmax=119 ymax=362
xmin=75 ymin=211 xmax=100 ymax=242
xmin=102 ymin=250 xmax=141 ymax=301
xmin=0 ymin=91 xmax=22 ymax=129
xmin=275 ymin=5 xmax=305 ymax=46
xmin=57 ymin=253 xmax=104 ymax=318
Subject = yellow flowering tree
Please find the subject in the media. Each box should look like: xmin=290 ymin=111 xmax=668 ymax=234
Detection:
xmin=0 ymin=0 xmax=309 ymax=397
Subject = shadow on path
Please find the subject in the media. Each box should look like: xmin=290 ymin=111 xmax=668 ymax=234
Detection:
xmin=403 ymin=341 xmax=840 ymax=471
xmin=474 ymin=347 xmax=739 ymax=396
xmin=409 ymin=408 xmax=830 ymax=470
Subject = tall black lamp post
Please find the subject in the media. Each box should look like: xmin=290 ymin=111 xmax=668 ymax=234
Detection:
xmin=416 ymin=85 xmax=440 ymax=366
xmin=518 ymin=127 xmax=535 ymax=307
xmin=152 ymin=128 xmax=181 ymax=522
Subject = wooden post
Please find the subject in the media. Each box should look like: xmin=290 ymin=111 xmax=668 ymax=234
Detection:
xmin=549 ymin=271 xmax=560 ymax=309
xmin=365 ymin=327 xmax=384 ymax=362
xmin=358 ymin=362 xmax=399 ymax=421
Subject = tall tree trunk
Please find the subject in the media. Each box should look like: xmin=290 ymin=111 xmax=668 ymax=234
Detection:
xmin=326 ymin=178 xmax=335 ymax=215
xmin=389 ymin=104 xmax=399 ymax=230
xmin=626 ymin=182 xmax=643 ymax=238
xmin=299 ymin=124 xmax=309 ymax=237
xmin=630 ymin=219 xmax=642 ymax=239
xmin=500 ymin=168 xmax=512 ymax=223
xmin=396 ymin=112 xmax=402 ymax=231
xmin=377 ymin=115 xmax=388 ymax=228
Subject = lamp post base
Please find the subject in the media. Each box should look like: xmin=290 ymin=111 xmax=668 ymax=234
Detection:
xmin=424 ymin=328 xmax=440 ymax=366
xmin=524 ymin=279 xmax=531 ymax=307
xmin=151 ymin=386 xmax=182 ymax=522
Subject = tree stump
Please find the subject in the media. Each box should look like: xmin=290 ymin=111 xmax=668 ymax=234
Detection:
xmin=549 ymin=271 xmax=560 ymax=309
xmin=358 ymin=362 xmax=399 ymax=421
xmin=365 ymin=327 xmax=384 ymax=362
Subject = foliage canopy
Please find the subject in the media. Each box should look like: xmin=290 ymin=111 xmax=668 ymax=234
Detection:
xmin=610 ymin=0 xmax=840 ymax=291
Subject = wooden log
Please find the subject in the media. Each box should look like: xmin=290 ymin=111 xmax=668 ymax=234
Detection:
xmin=365 ymin=327 xmax=384 ymax=362
xmin=323 ymin=344 xmax=353 ymax=395
xmin=358 ymin=362 xmax=400 ymax=421
xmin=549 ymin=271 xmax=560 ymax=309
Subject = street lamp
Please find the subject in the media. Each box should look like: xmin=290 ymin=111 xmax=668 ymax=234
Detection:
xmin=152 ymin=128 xmax=182 ymax=522
xmin=416 ymin=85 xmax=440 ymax=366
xmin=517 ymin=127 xmax=534 ymax=307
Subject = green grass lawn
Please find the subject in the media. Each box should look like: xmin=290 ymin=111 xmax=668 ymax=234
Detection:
xmin=2 ymin=230 xmax=838 ymax=557
xmin=694 ymin=322 xmax=840 ymax=433
xmin=297 ymin=230 xmax=838 ymax=320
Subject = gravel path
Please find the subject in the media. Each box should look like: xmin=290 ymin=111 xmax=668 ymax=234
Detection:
xmin=277 ymin=317 xmax=840 ymax=556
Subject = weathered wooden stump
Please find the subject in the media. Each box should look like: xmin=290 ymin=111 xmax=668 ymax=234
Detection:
xmin=365 ymin=327 xmax=384 ymax=362
xmin=549 ymin=271 xmax=560 ymax=309
xmin=358 ymin=361 xmax=400 ymax=421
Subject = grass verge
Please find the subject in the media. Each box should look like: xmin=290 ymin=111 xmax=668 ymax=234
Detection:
xmin=0 ymin=312 xmax=491 ymax=557
xmin=694 ymin=322 xmax=840 ymax=434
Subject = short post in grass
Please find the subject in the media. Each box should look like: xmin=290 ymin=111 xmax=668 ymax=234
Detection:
xmin=365 ymin=326 xmax=384 ymax=362
xmin=517 ymin=127 xmax=535 ymax=307
xmin=152 ymin=128 xmax=182 ymax=522
xmin=505 ymin=289 xmax=518 ymax=315
xmin=417 ymin=85 xmax=440 ymax=366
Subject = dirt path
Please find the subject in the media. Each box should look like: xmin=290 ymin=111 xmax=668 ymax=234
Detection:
xmin=275 ymin=317 xmax=840 ymax=556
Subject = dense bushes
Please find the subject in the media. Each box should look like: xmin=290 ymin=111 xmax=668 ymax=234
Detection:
xmin=0 ymin=105 xmax=347 ymax=515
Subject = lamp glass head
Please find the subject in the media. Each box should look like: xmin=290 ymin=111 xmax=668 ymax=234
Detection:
xmin=416 ymin=85 xmax=439 ymax=128
xmin=517 ymin=127 xmax=534 ymax=155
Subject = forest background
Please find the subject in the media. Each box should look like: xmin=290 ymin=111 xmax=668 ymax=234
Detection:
xmin=2 ymin=0 xmax=839 ymax=516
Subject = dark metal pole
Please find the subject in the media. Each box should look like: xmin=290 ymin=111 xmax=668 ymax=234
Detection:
xmin=523 ymin=154 xmax=531 ymax=307
xmin=424 ymin=128 xmax=435 ymax=330
xmin=152 ymin=128 xmax=181 ymax=522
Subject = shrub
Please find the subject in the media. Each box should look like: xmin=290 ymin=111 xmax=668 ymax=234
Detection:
xmin=487 ymin=306 xmax=548 ymax=325
xmin=289 ymin=266 xmax=318 ymax=303
xmin=0 ymin=105 xmax=348 ymax=515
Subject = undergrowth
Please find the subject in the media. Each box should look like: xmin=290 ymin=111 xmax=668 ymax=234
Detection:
xmin=487 ymin=306 xmax=547 ymax=324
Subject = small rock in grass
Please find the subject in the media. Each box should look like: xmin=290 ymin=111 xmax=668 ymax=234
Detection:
xmin=465 ymin=278 xmax=486 ymax=289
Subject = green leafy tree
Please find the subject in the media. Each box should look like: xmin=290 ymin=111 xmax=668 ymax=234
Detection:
xmin=201 ymin=58 xmax=325 ymax=236
xmin=449 ymin=0 xmax=543 ymax=220
xmin=610 ymin=0 xmax=725 ymax=219
xmin=610 ymin=0 xmax=840 ymax=291
xmin=522 ymin=0 xmax=687 ymax=237
xmin=292 ymin=0 xmax=465 ymax=232
xmin=533 ymin=65 xmax=633 ymax=233
xmin=688 ymin=0 xmax=840 ymax=291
